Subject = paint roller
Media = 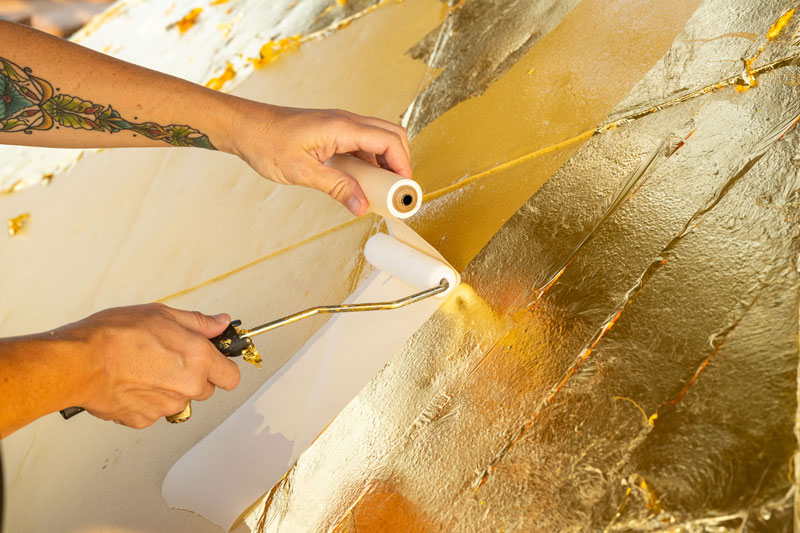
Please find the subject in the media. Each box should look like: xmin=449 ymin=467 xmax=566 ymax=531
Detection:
xmin=205 ymin=155 xmax=459 ymax=361
xmin=60 ymin=155 xmax=459 ymax=421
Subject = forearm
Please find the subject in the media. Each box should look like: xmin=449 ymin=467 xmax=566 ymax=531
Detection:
xmin=0 ymin=330 xmax=96 ymax=438
xmin=0 ymin=20 xmax=241 ymax=152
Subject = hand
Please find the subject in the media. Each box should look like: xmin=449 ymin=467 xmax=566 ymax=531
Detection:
xmin=64 ymin=303 xmax=240 ymax=429
xmin=227 ymin=102 xmax=412 ymax=216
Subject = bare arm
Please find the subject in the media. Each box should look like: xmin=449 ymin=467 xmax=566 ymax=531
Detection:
xmin=0 ymin=19 xmax=412 ymax=215
xmin=0 ymin=20 xmax=414 ymax=436
xmin=0 ymin=305 xmax=240 ymax=438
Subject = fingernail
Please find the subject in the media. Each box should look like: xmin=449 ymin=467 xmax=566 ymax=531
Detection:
xmin=347 ymin=198 xmax=363 ymax=216
xmin=213 ymin=313 xmax=229 ymax=324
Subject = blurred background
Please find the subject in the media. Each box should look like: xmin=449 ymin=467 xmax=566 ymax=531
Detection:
xmin=0 ymin=0 xmax=113 ymax=36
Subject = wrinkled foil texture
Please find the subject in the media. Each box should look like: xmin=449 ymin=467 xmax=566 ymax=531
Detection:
xmin=254 ymin=0 xmax=800 ymax=531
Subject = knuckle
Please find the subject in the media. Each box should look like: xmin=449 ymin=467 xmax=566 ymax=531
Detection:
xmin=187 ymin=380 xmax=207 ymax=398
xmin=327 ymin=177 xmax=350 ymax=201
xmin=188 ymin=310 xmax=207 ymax=329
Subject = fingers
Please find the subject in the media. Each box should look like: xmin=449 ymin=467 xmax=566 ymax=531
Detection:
xmin=339 ymin=111 xmax=411 ymax=162
xmin=159 ymin=305 xmax=240 ymax=391
xmin=164 ymin=307 xmax=230 ymax=338
xmin=313 ymin=163 xmax=369 ymax=216
xmin=351 ymin=150 xmax=378 ymax=167
xmin=337 ymin=122 xmax=413 ymax=180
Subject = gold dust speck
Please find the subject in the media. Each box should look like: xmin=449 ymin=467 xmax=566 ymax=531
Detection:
xmin=41 ymin=174 xmax=54 ymax=185
xmin=7 ymin=213 xmax=30 ymax=237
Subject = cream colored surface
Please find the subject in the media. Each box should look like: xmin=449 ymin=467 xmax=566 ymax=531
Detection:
xmin=163 ymin=269 xmax=449 ymax=530
xmin=163 ymin=157 xmax=459 ymax=530
xmin=0 ymin=2 xmax=443 ymax=532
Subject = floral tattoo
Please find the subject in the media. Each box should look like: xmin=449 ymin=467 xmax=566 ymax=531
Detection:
xmin=0 ymin=56 xmax=215 ymax=149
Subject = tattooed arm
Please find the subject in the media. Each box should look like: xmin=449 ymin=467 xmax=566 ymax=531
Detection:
xmin=0 ymin=20 xmax=411 ymax=215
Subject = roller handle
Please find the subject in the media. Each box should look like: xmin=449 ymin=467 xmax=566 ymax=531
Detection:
xmin=60 ymin=406 xmax=85 ymax=419
xmin=59 ymin=320 xmax=249 ymax=421
xmin=209 ymin=319 xmax=251 ymax=358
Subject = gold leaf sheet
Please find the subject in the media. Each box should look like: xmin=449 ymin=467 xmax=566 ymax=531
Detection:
xmin=251 ymin=0 xmax=800 ymax=531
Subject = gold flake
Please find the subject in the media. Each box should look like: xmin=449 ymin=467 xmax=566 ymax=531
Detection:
xmin=174 ymin=7 xmax=203 ymax=34
xmin=767 ymin=7 xmax=795 ymax=40
xmin=7 ymin=213 xmax=29 ymax=237
xmin=205 ymin=62 xmax=236 ymax=90
xmin=250 ymin=36 xmax=302 ymax=69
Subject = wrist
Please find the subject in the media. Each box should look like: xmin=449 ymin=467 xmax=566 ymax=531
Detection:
xmin=44 ymin=323 xmax=103 ymax=410
xmin=205 ymin=93 xmax=255 ymax=157
xmin=219 ymin=96 xmax=280 ymax=159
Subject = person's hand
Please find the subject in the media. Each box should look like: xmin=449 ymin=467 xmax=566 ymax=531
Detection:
xmin=63 ymin=303 xmax=240 ymax=428
xmin=226 ymin=102 xmax=412 ymax=216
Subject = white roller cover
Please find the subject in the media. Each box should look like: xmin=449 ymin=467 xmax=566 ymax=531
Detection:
xmin=365 ymin=233 xmax=457 ymax=293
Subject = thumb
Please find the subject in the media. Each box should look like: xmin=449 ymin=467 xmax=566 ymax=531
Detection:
xmin=165 ymin=307 xmax=230 ymax=338
xmin=315 ymin=164 xmax=369 ymax=216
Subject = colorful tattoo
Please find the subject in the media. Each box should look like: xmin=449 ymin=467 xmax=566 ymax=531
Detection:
xmin=0 ymin=57 xmax=215 ymax=149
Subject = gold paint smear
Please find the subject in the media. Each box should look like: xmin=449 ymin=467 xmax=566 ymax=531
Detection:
xmin=174 ymin=7 xmax=203 ymax=34
xmin=205 ymin=62 xmax=237 ymax=90
xmin=210 ymin=0 xmax=231 ymax=5
xmin=7 ymin=213 xmax=29 ymax=237
xmin=767 ymin=7 xmax=796 ymax=40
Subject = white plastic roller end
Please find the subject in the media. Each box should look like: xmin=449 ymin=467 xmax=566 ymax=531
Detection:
xmin=364 ymin=234 xmax=458 ymax=297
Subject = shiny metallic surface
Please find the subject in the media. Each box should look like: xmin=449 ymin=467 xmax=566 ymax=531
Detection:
xmin=252 ymin=0 xmax=800 ymax=530
xmin=166 ymin=401 xmax=192 ymax=424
